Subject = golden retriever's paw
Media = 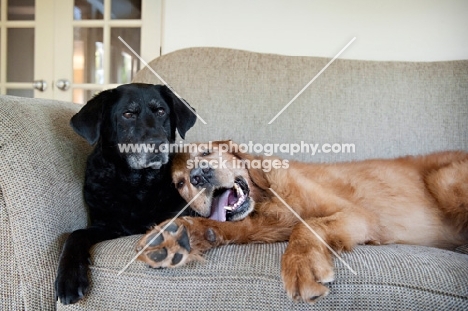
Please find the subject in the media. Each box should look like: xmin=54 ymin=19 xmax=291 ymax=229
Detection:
xmin=136 ymin=219 xmax=202 ymax=268
xmin=281 ymin=250 xmax=335 ymax=304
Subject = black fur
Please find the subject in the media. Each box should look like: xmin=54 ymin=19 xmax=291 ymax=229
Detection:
xmin=55 ymin=83 xmax=196 ymax=305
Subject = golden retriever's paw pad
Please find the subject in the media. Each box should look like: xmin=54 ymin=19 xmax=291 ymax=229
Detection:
xmin=136 ymin=222 xmax=193 ymax=268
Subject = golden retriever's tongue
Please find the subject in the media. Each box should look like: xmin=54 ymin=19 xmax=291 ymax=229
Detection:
xmin=209 ymin=189 xmax=232 ymax=222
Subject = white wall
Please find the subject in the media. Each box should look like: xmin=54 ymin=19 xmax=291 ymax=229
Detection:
xmin=161 ymin=0 xmax=468 ymax=61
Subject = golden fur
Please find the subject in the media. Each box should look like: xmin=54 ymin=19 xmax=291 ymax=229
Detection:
xmin=137 ymin=141 xmax=468 ymax=303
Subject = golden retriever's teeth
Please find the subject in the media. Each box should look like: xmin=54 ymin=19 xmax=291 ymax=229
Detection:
xmin=223 ymin=185 xmax=247 ymax=212
xmin=234 ymin=182 xmax=244 ymax=198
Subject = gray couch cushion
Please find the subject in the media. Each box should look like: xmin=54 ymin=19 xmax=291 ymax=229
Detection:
xmin=133 ymin=47 xmax=468 ymax=162
xmin=0 ymin=96 xmax=91 ymax=311
xmin=57 ymin=236 xmax=468 ymax=310
xmin=0 ymin=187 xmax=23 ymax=310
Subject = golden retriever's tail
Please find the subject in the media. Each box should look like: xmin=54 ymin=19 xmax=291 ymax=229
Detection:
xmin=422 ymin=151 xmax=468 ymax=234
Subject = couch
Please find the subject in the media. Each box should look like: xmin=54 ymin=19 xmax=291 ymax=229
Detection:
xmin=1 ymin=47 xmax=467 ymax=310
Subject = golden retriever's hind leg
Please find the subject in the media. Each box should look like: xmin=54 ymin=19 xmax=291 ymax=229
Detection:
xmin=281 ymin=211 xmax=372 ymax=304
xmin=426 ymin=159 xmax=468 ymax=233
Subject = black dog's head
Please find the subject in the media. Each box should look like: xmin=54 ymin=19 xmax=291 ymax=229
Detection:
xmin=70 ymin=83 xmax=197 ymax=170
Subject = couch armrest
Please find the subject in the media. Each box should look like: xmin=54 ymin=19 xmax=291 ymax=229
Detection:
xmin=0 ymin=95 xmax=92 ymax=310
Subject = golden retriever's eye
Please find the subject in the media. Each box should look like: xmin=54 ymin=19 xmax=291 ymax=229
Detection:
xmin=123 ymin=112 xmax=135 ymax=119
xmin=176 ymin=180 xmax=184 ymax=189
xmin=201 ymin=150 xmax=211 ymax=157
xmin=156 ymin=107 xmax=166 ymax=117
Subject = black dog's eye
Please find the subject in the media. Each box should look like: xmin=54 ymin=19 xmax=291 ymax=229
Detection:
xmin=155 ymin=107 xmax=166 ymax=117
xmin=123 ymin=112 xmax=135 ymax=119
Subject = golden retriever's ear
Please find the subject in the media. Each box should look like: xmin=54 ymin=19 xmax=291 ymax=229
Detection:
xmin=247 ymin=164 xmax=271 ymax=191
xmin=231 ymin=147 xmax=271 ymax=191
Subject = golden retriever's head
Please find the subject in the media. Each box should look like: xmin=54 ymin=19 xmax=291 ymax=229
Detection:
xmin=172 ymin=141 xmax=270 ymax=222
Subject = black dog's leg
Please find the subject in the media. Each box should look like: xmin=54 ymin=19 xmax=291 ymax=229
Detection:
xmin=55 ymin=227 xmax=118 ymax=305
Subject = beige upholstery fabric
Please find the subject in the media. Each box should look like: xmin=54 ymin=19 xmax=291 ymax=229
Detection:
xmin=1 ymin=48 xmax=468 ymax=310
xmin=0 ymin=96 xmax=91 ymax=311
xmin=456 ymin=245 xmax=468 ymax=255
xmin=56 ymin=236 xmax=468 ymax=310
xmin=133 ymin=48 xmax=468 ymax=162
xmin=0 ymin=187 xmax=23 ymax=310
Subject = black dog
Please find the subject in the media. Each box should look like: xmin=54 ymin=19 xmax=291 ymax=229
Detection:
xmin=55 ymin=83 xmax=196 ymax=304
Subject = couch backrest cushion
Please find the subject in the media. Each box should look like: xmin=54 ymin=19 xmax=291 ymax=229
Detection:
xmin=133 ymin=47 xmax=468 ymax=162
xmin=0 ymin=96 xmax=91 ymax=310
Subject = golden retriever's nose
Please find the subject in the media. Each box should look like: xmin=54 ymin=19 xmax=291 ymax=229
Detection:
xmin=190 ymin=167 xmax=212 ymax=186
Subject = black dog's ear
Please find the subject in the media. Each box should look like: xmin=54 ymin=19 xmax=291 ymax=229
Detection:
xmin=161 ymin=85 xmax=197 ymax=139
xmin=70 ymin=89 xmax=115 ymax=145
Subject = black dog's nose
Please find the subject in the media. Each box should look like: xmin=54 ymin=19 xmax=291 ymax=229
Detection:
xmin=190 ymin=167 xmax=212 ymax=186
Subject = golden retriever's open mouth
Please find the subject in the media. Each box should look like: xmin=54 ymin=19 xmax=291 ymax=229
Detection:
xmin=209 ymin=176 xmax=251 ymax=222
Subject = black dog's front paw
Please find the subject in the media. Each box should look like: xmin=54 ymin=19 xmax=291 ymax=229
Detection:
xmin=55 ymin=258 xmax=90 ymax=305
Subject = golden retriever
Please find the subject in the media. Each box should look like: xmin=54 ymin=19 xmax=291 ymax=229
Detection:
xmin=136 ymin=141 xmax=468 ymax=303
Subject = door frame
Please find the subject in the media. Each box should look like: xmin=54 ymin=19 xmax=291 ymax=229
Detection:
xmin=0 ymin=0 xmax=41 ymax=97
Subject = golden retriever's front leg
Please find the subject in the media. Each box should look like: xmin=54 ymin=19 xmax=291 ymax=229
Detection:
xmin=136 ymin=217 xmax=221 ymax=268
xmin=136 ymin=215 xmax=290 ymax=268
xmin=281 ymin=211 xmax=373 ymax=304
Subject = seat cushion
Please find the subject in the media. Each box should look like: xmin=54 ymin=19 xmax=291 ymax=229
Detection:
xmin=57 ymin=235 xmax=468 ymax=310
